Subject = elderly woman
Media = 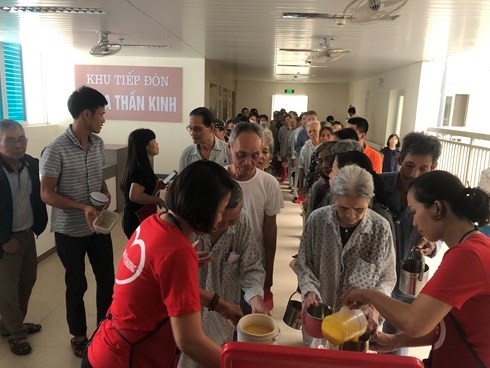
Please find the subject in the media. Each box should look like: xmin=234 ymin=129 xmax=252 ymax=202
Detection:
xmin=295 ymin=165 xmax=396 ymax=345
xmin=344 ymin=171 xmax=490 ymax=367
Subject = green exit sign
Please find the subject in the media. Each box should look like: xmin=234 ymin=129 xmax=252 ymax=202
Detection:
xmin=284 ymin=89 xmax=295 ymax=94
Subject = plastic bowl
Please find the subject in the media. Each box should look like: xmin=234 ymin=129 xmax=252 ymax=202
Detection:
xmin=90 ymin=192 xmax=109 ymax=207
xmin=93 ymin=210 xmax=118 ymax=234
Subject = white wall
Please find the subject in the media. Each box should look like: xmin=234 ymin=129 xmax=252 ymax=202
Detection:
xmin=20 ymin=43 xmax=205 ymax=257
xmin=348 ymin=63 xmax=423 ymax=146
xmin=236 ymin=81 xmax=349 ymax=121
xmin=23 ymin=46 xmax=205 ymax=174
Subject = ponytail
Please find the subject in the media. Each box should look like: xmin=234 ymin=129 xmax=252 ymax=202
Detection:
xmin=409 ymin=171 xmax=490 ymax=226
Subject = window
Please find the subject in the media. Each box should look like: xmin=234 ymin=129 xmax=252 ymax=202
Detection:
xmin=0 ymin=42 xmax=26 ymax=121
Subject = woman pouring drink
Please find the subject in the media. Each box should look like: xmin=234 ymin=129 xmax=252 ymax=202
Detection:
xmin=343 ymin=171 xmax=490 ymax=367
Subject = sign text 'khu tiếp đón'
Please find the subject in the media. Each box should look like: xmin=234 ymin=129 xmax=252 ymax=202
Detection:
xmin=74 ymin=65 xmax=183 ymax=122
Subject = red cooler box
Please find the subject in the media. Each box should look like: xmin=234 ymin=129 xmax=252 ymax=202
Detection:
xmin=221 ymin=342 xmax=424 ymax=368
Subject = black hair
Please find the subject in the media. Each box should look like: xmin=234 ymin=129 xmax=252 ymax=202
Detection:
xmin=336 ymin=151 xmax=387 ymax=206
xmin=332 ymin=121 xmax=343 ymax=128
xmin=259 ymin=114 xmax=269 ymax=122
xmin=348 ymin=106 xmax=356 ymax=115
xmin=190 ymin=107 xmax=214 ymax=127
xmin=386 ymin=133 xmax=401 ymax=148
xmin=347 ymin=117 xmax=369 ymax=134
xmin=320 ymin=126 xmax=334 ymax=137
xmin=400 ymin=132 xmax=442 ymax=163
xmin=67 ymin=86 xmax=107 ymax=119
xmin=249 ymin=112 xmax=259 ymax=120
xmin=306 ymin=110 xmax=318 ymax=117
xmin=166 ymin=161 xmax=235 ymax=233
xmin=333 ymin=128 xmax=359 ymax=141
xmin=326 ymin=115 xmax=335 ymax=123
xmin=241 ymin=107 xmax=249 ymax=113
xmin=120 ymin=129 xmax=156 ymax=193
xmin=250 ymin=108 xmax=259 ymax=115
xmin=409 ymin=171 xmax=490 ymax=226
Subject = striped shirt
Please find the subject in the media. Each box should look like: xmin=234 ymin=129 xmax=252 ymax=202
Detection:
xmin=179 ymin=136 xmax=231 ymax=171
xmin=40 ymin=125 xmax=106 ymax=237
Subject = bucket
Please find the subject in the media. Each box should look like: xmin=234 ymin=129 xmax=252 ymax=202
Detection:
xmin=283 ymin=291 xmax=302 ymax=329
xmin=399 ymin=250 xmax=429 ymax=297
xmin=237 ymin=314 xmax=279 ymax=344
xmin=339 ymin=331 xmax=370 ymax=352
xmin=321 ymin=306 xmax=367 ymax=345
xmin=304 ymin=303 xmax=332 ymax=338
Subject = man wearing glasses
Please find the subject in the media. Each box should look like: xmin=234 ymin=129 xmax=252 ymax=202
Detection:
xmin=0 ymin=119 xmax=48 ymax=356
xmin=179 ymin=107 xmax=232 ymax=171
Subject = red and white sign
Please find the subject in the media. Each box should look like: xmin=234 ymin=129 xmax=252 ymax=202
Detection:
xmin=74 ymin=65 xmax=183 ymax=122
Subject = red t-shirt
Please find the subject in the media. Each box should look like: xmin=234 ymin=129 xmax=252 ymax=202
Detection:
xmin=364 ymin=143 xmax=382 ymax=173
xmin=88 ymin=214 xmax=201 ymax=368
xmin=421 ymin=233 xmax=490 ymax=366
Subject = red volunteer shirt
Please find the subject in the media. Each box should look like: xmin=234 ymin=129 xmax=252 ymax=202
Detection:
xmin=88 ymin=214 xmax=201 ymax=368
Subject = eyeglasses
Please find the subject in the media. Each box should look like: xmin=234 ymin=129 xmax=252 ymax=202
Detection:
xmin=1 ymin=137 xmax=28 ymax=146
xmin=186 ymin=126 xmax=205 ymax=134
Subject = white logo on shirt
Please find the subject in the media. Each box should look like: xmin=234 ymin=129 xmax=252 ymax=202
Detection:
xmin=115 ymin=226 xmax=146 ymax=285
xmin=433 ymin=320 xmax=446 ymax=351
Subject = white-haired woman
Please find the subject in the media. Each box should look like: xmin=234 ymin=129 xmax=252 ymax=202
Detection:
xmin=295 ymin=165 xmax=396 ymax=345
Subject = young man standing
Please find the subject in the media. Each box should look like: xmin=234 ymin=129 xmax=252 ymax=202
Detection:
xmin=227 ymin=123 xmax=283 ymax=307
xmin=347 ymin=117 xmax=382 ymax=173
xmin=179 ymin=107 xmax=231 ymax=171
xmin=379 ymin=131 xmax=442 ymax=355
xmin=40 ymin=86 xmax=114 ymax=357
xmin=0 ymin=120 xmax=47 ymax=356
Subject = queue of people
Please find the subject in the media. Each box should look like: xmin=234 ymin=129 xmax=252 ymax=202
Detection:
xmin=0 ymin=91 xmax=489 ymax=368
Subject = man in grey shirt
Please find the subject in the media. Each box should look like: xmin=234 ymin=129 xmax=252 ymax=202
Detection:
xmin=179 ymin=107 xmax=231 ymax=171
xmin=0 ymin=119 xmax=47 ymax=355
xmin=40 ymin=86 xmax=114 ymax=358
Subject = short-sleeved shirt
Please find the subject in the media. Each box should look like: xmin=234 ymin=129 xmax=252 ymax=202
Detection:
xmin=234 ymin=169 xmax=283 ymax=259
xmin=40 ymin=125 xmax=106 ymax=237
xmin=421 ymin=234 xmax=490 ymax=366
xmin=179 ymin=137 xmax=231 ymax=171
xmin=88 ymin=214 xmax=201 ymax=368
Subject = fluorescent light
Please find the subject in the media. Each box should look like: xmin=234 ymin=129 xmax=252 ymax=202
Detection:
xmin=1 ymin=6 xmax=105 ymax=14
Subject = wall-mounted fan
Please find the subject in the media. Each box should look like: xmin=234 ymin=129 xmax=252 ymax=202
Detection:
xmin=343 ymin=0 xmax=408 ymax=23
xmin=280 ymin=38 xmax=350 ymax=65
xmin=89 ymin=31 xmax=169 ymax=57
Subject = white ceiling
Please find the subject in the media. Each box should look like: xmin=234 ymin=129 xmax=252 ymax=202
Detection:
xmin=1 ymin=0 xmax=490 ymax=83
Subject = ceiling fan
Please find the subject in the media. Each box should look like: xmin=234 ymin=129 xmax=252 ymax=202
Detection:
xmin=282 ymin=0 xmax=408 ymax=23
xmin=344 ymin=0 xmax=408 ymax=23
xmin=280 ymin=38 xmax=351 ymax=65
xmin=89 ymin=31 xmax=169 ymax=57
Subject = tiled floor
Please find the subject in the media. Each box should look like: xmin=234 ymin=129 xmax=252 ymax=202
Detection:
xmin=0 ymin=185 xmax=433 ymax=367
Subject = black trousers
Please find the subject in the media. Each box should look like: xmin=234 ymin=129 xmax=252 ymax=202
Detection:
xmin=55 ymin=232 xmax=115 ymax=337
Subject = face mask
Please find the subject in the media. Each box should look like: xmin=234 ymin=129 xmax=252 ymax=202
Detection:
xmin=261 ymin=122 xmax=267 ymax=128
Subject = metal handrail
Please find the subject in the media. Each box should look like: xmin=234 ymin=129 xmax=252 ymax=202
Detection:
xmin=427 ymin=127 xmax=490 ymax=187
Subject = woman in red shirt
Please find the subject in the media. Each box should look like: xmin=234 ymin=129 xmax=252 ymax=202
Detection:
xmin=343 ymin=170 xmax=490 ymax=367
xmin=84 ymin=161 xmax=240 ymax=368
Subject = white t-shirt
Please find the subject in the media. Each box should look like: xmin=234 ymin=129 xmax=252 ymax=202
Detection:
xmin=234 ymin=169 xmax=284 ymax=258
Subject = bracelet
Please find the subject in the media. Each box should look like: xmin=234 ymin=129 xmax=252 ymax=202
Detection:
xmin=208 ymin=293 xmax=220 ymax=311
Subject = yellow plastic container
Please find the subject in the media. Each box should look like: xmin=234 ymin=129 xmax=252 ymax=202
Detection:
xmin=321 ymin=306 xmax=367 ymax=345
